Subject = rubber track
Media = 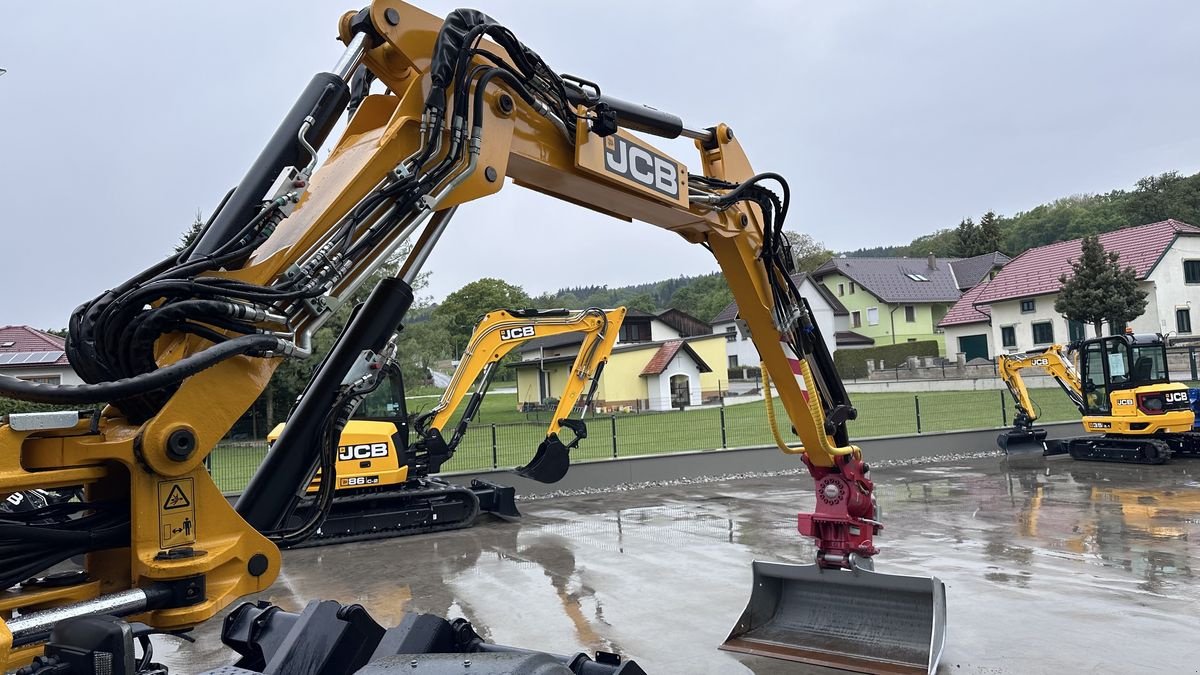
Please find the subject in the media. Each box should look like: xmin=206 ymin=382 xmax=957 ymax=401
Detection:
xmin=1066 ymin=436 xmax=1172 ymax=465
xmin=283 ymin=482 xmax=482 ymax=549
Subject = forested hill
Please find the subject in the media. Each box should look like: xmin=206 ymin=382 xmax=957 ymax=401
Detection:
xmin=530 ymin=273 xmax=733 ymax=323
xmin=844 ymin=171 xmax=1200 ymax=259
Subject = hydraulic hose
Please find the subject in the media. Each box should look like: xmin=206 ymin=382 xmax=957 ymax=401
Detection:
xmin=0 ymin=334 xmax=281 ymax=405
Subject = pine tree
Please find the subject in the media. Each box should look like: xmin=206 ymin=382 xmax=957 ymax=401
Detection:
xmin=977 ymin=210 xmax=1002 ymax=254
xmin=953 ymin=217 xmax=978 ymax=257
xmin=175 ymin=209 xmax=205 ymax=254
xmin=1054 ymin=235 xmax=1147 ymax=337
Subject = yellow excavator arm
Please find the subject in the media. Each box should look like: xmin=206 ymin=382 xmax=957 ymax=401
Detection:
xmin=997 ymin=344 xmax=1086 ymax=426
xmin=0 ymin=2 xmax=919 ymax=670
xmin=411 ymin=306 xmax=625 ymax=483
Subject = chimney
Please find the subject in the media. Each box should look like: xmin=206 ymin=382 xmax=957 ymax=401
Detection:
xmin=927 ymin=252 xmax=937 ymax=270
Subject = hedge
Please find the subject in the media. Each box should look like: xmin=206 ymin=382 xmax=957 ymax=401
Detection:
xmin=833 ymin=340 xmax=940 ymax=379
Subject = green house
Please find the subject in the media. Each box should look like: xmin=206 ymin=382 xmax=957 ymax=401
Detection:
xmin=812 ymin=252 xmax=1007 ymax=355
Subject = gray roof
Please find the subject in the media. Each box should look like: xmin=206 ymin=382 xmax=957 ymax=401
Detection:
xmin=710 ymin=273 xmax=846 ymax=326
xmin=813 ymin=257 xmax=962 ymax=303
xmin=947 ymin=251 xmax=1010 ymax=291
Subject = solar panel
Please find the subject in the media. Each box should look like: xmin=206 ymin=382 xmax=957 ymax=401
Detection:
xmin=0 ymin=351 xmax=64 ymax=366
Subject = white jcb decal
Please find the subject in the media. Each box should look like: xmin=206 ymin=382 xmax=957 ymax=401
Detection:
xmin=603 ymin=136 xmax=680 ymax=198
xmin=1165 ymin=391 xmax=1190 ymax=403
xmin=1031 ymin=358 xmax=1050 ymax=367
xmin=500 ymin=325 xmax=536 ymax=341
xmin=1117 ymin=399 xmax=1134 ymax=406
xmin=338 ymin=443 xmax=389 ymax=461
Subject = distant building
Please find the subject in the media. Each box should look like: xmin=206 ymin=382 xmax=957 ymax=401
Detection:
xmin=0 ymin=326 xmax=81 ymax=385
xmin=812 ymin=252 xmax=1008 ymax=355
xmin=940 ymin=219 xmax=1200 ymax=357
xmin=511 ymin=309 xmax=727 ymax=412
xmin=710 ymin=273 xmax=855 ymax=372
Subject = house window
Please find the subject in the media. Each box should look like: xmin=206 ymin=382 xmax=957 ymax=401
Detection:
xmin=851 ymin=311 xmax=862 ymax=328
xmin=849 ymin=282 xmax=857 ymax=294
xmin=838 ymin=283 xmax=845 ymax=297
xmin=728 ymin=355 xmax=739 ymax=369
xmin=17 ymin=375 xmax=60 ymax=385
xmin=1032 ymin=321 xmax=1054 ymax=345
xmin=1020 ymin=299 xmax=1036 ymax=313
xmin=904 ymin=305 xmax=916 ymax=322
xmin=1068 ymin=319 xmax=1086 ymax=343
xmin=724 ymin=326 xmax=737 ymax=342
xmin=1177 ymin=308 xmax=1192 ymax=334
xmin=618 ymin=322 xmax=651 ymax=343
xmin=866 ymin=307 xmax=879 ymax=326
xmin=1001 ymin=326 xmax=1016 ymax=348
xmin=1184 ymin=260 xmax=1200 ymax=284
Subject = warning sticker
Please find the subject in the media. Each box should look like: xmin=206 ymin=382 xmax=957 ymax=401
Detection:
xmin=158 ymin=478 xmax=196 ymax=549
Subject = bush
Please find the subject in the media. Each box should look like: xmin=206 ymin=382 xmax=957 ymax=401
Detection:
xmin=833 ymin=340 xmax=939 ymax=379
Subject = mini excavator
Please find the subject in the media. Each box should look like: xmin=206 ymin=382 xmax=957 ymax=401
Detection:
xmin=998 ymin=333 xmax=1200 ymax=463
xmin=265 ymin=306 xmax=624 ymax=546
xmin=0 ymin=4 xmax=946 ymax=674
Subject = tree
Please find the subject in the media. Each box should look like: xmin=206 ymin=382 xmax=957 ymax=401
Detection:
xmin=625 ymin=292 xmax=657 ymax=313
xmin=783 ymin=231 xmax=834 ymax=273
xmin=176 ymin=209 xmax=205 ymax=254
xmin=433 ymin=278 xmax=531 ymax=340
xmin=952 ymin=217 xmax=978 ymax=257
xmin=977 ymin=210 xmax=1002 ymax=254
xmin=667 ymin=275 xmax=732 ymax=322
xmin=1054 ymin=235 xmax=1147 ymax=337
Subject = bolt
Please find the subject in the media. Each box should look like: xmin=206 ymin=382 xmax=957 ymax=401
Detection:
xmin=725 ymin=127 xmax=734 ymax=141
xmin=166 ymin=428 xmax=197 ymax=462
xmin=385 ymin=8 xmax=400 ymax=25
xmin=739 ymin=213 xmax=749 ymax=228
xmin=485 ymin=166 xmax=498 ymax=182
xmin=497 ymin=93 xmax=514 ymax=116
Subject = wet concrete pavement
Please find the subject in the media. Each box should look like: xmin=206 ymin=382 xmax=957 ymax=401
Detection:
xmin=163 ymin=455 xmax=1200 ymax=673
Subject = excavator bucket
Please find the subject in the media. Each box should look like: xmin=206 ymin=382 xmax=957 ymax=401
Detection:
xmin=469 ymin=479 xmax=520 ymax=520
xmin=514 ymin=434 xmax=571 ymax=484
xmin=721 ymin=561 xmax=947 ymax=675
xmin=997 ymin=427 xmax=1048 ymax=456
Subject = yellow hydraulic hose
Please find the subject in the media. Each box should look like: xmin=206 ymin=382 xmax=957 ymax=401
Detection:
xmin=761 ymin=360 xmax=854 ymax=457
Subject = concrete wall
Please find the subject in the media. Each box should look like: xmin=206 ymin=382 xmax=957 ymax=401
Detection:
xmin=447 ymin=422 xmax=1080 ymax=496
xmin=845 ymin=374 xmax=1058 ymax=393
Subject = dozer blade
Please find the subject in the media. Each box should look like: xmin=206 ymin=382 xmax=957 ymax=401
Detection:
xmin=721 ymin=561 xmax=947 ymax=675
xmin=470 ymin=479 xmax=520 ymax=520
xmin=997 ymin=428 xmax=1048 ymax=456
xmin=514 ymin=435 xmax=570 ymax=484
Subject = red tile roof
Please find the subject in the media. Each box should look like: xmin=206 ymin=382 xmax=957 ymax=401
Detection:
xmin=0 ymin=325 xmax=69 ymax=367
xmin=938 ymin=281 xmax=994 ymax=327
xmin=974 ymin=219 xmax=1200 ymax=304
xmin=639 ymin=339 xmax=712 ymax=376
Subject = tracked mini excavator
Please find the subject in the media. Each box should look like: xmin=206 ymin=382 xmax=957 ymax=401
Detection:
xmin=998 ymin=333 xmax=1200 ymax=463
xmin=265 ymin=306 xmax=624 ymax=546
xmin=0 ymin=3 xmax=946 ymax=674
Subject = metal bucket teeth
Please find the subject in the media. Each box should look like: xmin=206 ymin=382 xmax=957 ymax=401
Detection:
xmin=721 ymin=561 xmax=947 ymax=675
xmin=514 ymin=435 xmax=571 ymax=484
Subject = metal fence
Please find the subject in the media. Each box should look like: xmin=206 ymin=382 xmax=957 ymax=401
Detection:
xmin=206 ymin=386 xmax=1084 ymax=494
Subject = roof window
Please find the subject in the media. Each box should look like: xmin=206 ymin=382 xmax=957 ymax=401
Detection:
xmin=905 ymin=273 xmax=930 ymax=282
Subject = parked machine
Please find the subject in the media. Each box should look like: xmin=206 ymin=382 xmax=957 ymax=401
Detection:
xmin=0 ymin=3 xmax=946 ymax=673
xmin=998 ymin=334 xmax=1200 ymax=463
xmin=266 ymin=306 xmax=624 ymax=546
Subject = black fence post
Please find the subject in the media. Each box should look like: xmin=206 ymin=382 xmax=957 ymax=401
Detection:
xmin=611 ymin=415 xmax=618 ymax=458
xmin=1000 ymin=390 xmax=1007 ymax=426
xmin=490 ymin=424 xmax=499 ymax=469
xmin=914 ymin=395 xmax=922 ymax=434
xmin=719 ymin=405 xmax=728 ymax=449
xmin=1191 ymin=346 xmax=1198 ymax=381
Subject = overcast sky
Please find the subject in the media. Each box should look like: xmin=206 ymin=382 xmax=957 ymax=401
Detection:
xmin=3 ymin=1 xmax=1199 ymax=329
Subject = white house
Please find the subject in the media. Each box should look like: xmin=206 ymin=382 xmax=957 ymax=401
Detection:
xmin=0 ymin=326 xmax=82 ymax=385
xmin=939 ymin=219 xmax=1200 ymax=357
xmin=711 ymin=272 xmax=858 ymax=371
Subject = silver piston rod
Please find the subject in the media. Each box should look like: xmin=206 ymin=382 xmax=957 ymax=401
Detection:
xmin=8 ymin=588 xmax=149 ymax=647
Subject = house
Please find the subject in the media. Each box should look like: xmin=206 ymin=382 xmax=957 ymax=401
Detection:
xmin=511 ymin=309 xmax=728 ymax=412
xmin=710 ymin=273 xmax=857 ymax=372
xmin=940 ymin=219 xmax=1200 ymax=357
xmin=812 ymin=252 xmax=1008 ymax=354
xmin=0 ymin=326 xmax=82 ymax=385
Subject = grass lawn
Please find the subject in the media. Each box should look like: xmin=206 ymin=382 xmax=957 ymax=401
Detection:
xmin=209 ymin=385 xmax=1082 ymax=493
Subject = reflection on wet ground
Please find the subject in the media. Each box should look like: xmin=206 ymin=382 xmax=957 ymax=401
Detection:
xmin=162 ymin=456 xmax=1200 ymax=673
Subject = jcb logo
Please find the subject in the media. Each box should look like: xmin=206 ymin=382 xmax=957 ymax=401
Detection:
xmin=603 ymin=136 xmax=680 ymax=199
xmin=500 ymin=326 xmax=535 ymax=341
xmin=1031 ymin=358 xmax=1049 ymax=367
xmin=1165 ymin=391 xmax=1190 ymax=403
xmin=1117 ymin=399 xmax=1134 ymax=406
xmin=337 ymin=443 xmax=388 ymax=461
xmin=5 ymin=493 xmax=21 ymax=506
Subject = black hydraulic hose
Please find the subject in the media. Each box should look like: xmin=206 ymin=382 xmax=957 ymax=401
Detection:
xmin=0 ymin=334 xmax=280 ymax=404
